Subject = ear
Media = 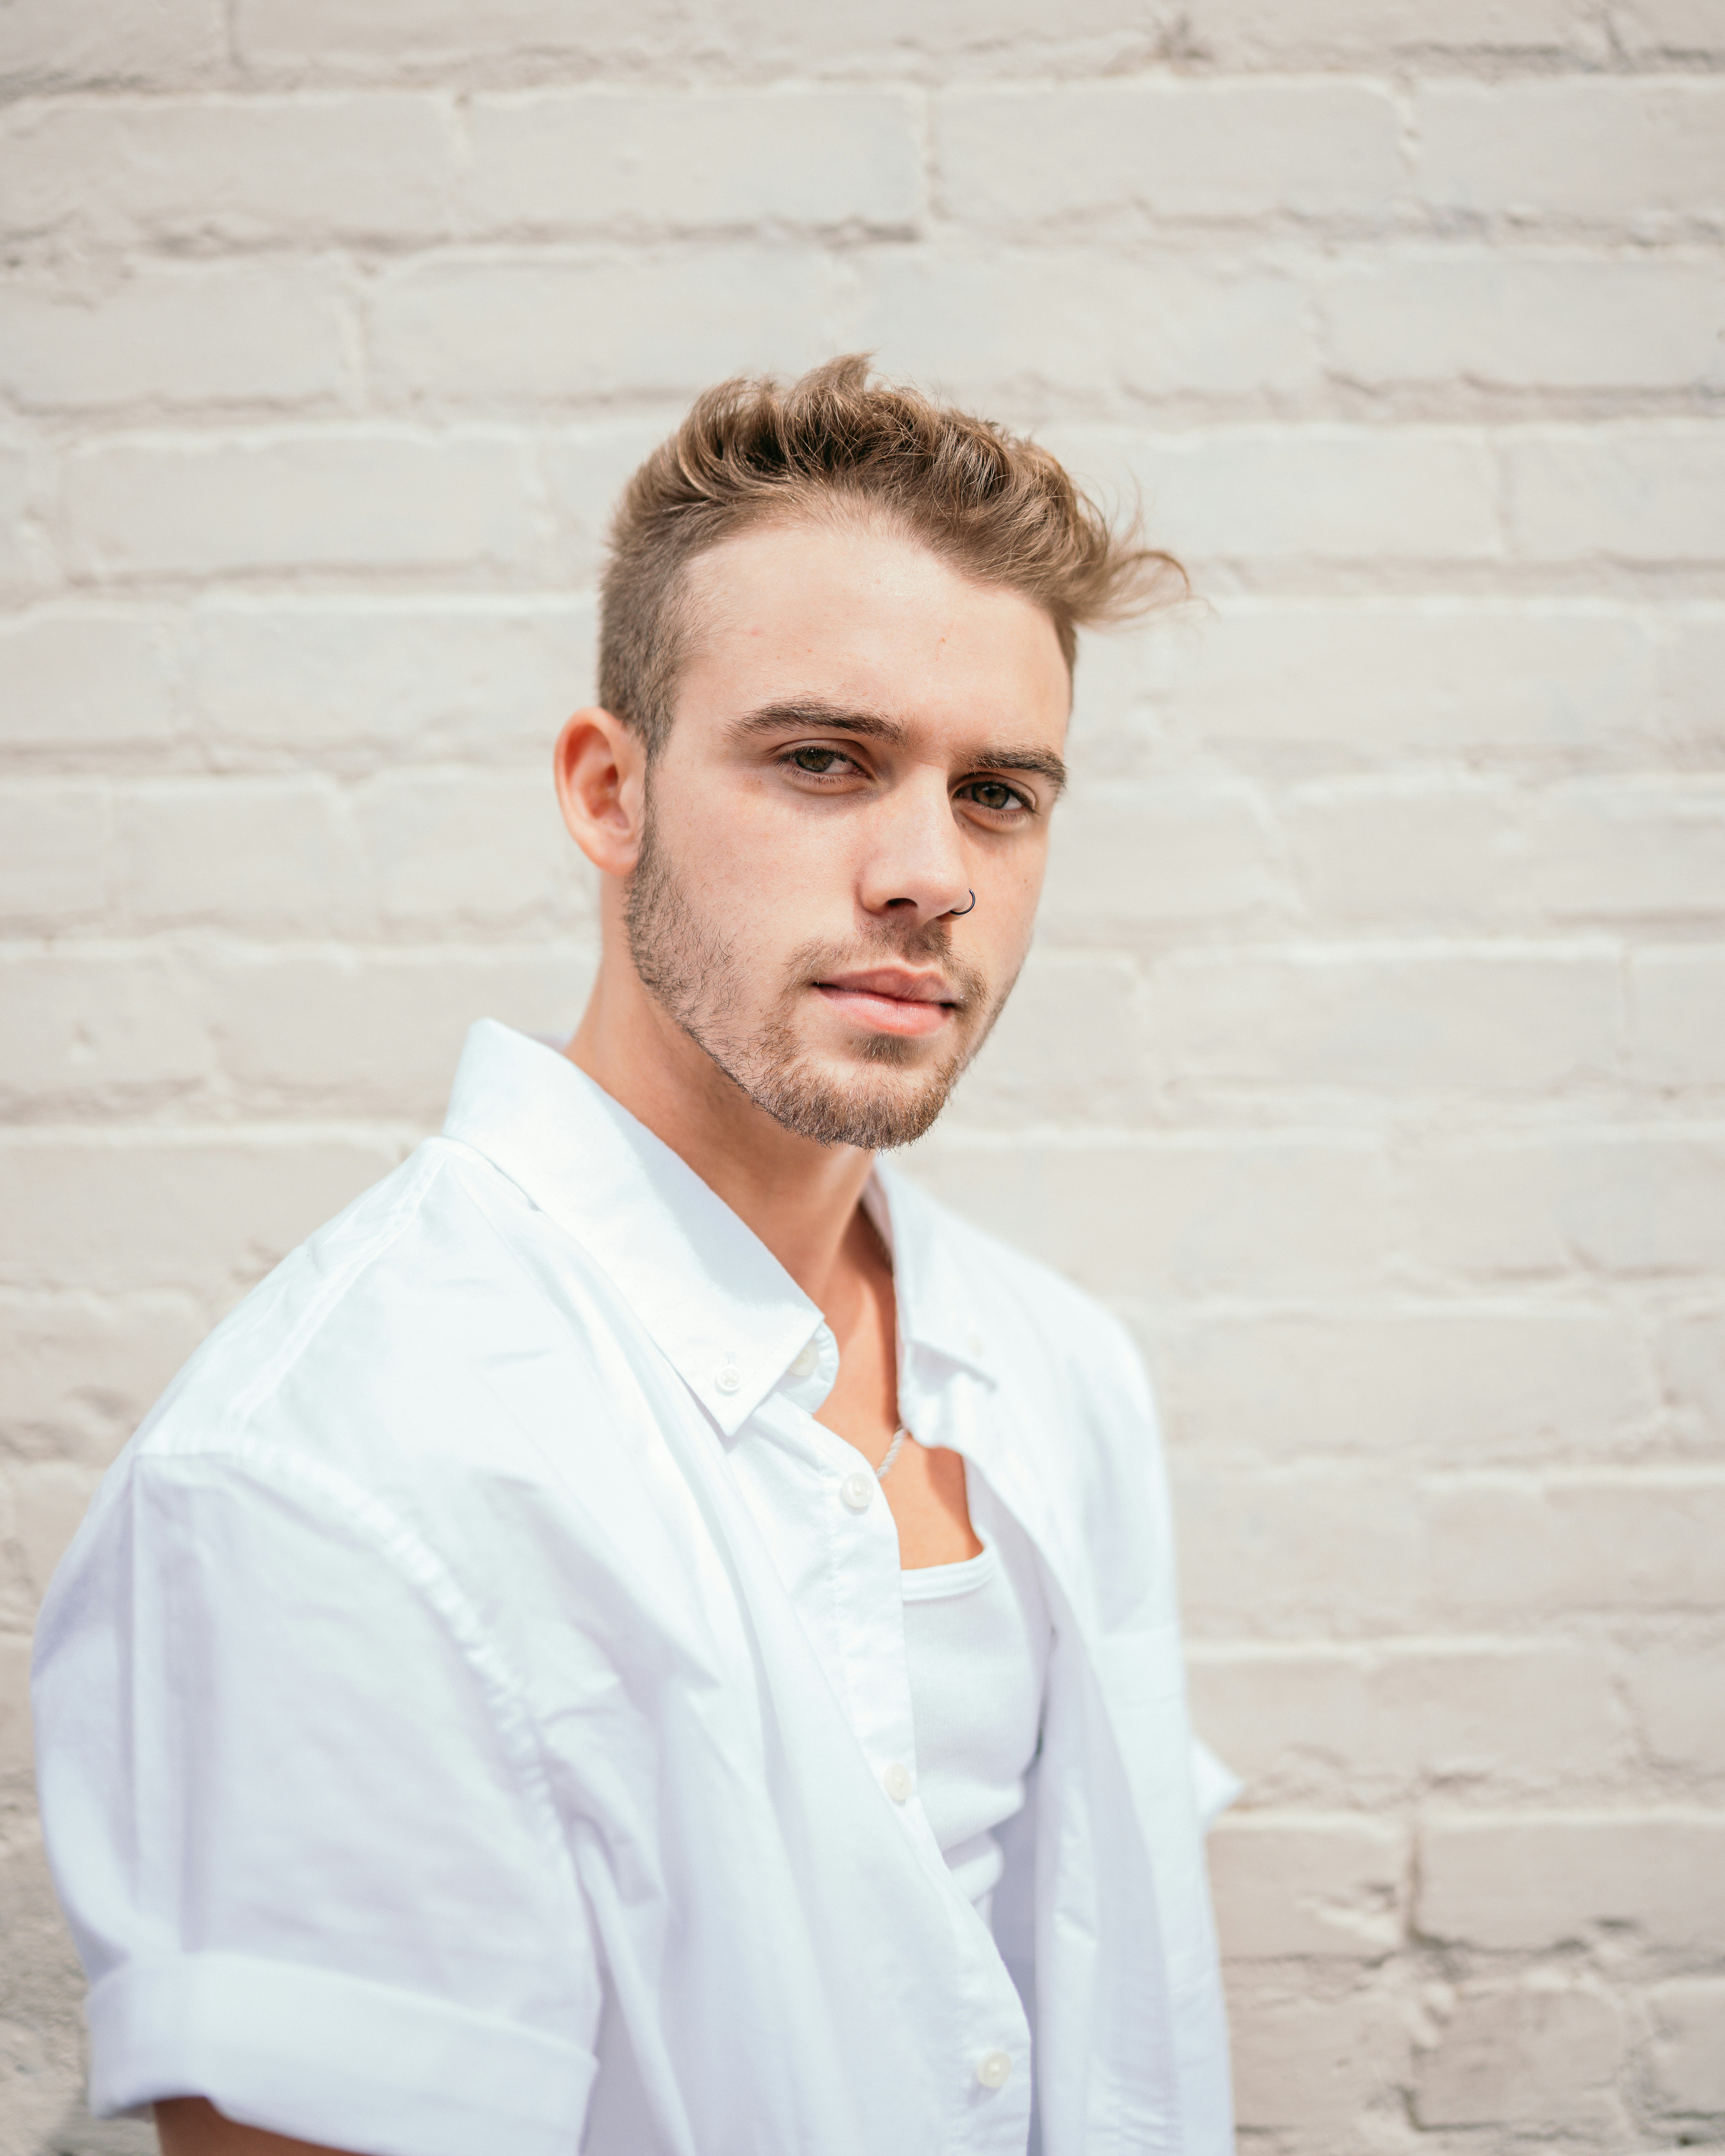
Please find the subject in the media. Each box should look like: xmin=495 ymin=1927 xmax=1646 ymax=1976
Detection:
xmin=554 ymin=707 xmax=647 ymax=878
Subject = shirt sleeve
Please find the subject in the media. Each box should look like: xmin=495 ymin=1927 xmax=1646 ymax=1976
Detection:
xmin=31 ymin=1441 xmax=603 ymax=2156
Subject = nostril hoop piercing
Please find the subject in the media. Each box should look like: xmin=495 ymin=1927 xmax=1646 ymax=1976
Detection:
xmin=948 ymin=890 xmax=977 ymax=917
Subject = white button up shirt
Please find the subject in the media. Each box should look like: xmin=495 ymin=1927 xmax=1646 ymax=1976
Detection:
xmin=33 ymin=1020 xmax=1234 ymax=2156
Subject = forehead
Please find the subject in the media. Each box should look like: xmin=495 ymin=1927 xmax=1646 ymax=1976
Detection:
xmin=673 ymin=515 xmax=1071 ymax=743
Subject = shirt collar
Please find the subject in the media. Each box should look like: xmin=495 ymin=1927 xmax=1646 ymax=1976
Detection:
xmin=441 ymin=1021 xmax=993 ymax=1436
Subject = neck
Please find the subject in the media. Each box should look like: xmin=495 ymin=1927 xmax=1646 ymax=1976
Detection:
xmin=566 ymin=950 xmax=878 ymax=1312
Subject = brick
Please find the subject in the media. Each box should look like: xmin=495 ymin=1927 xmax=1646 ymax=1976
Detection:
xmin=1187 ymin=1641 xmax=1623 ymax=1795
xmin=1174 ymin=1462 xmax=1427 ymax=1634
xmin=1630 ymin=947 xmax=1725 ymax=1089
xmin=62 ymin=430 xmax=536 ymax=581
xmin=1169 ymin=602 xmax=1654 ymax=763
xmin=0 ymin=262 xmax=353 ymax=417
xmin=952 ymin=956 xmax=1148 ymax=1127
xmin=209 ymin=949 xmax=584 ymax=1120
xmin=0 ymin=1135 xmax=403 ymax=1297
xmin=0 ymin=443 xmax=32 ymax=591
xmin=1209 ymin=1813 xmax=1407 ymax=1959
xmin=0 ymin=1821 xmax=87 ymax=2019
xmin=0 ymin=950 xmax=212 ymax=1116
xmin=1612 ymin=0 xmax=1725 ymax=56
xmin=0 ymin=0 xmax=223 ymax=89
xmin=1425 ymin=1473 xmax=1725 ymax=1618
xmin=1627 ymin=1646 xmax=1725 ymax=1778
xmin=115 ymin=778 xmax=364 ymax=935
xmin=937 ymin=83 xmax=1402 ymax=227
xmin=1036 ymin=784 xmax=1284 ymax=941
xmin=0 ymin=2007 xmax=79 ymax=2156
xmin=905 ymin=1136 xmax=1393 ymax=1298
xmin=1659 ymin=611 xmax=1725 ymax=752
xmin=1153 ymin=947 xmax=1618 ymax=1094
xmin=1515 ymin=781 xmax=1725 ymax=920
xmin=355 ymin=769 xmax=588 ymax=933
xmin=1228 ymin=1985 xmax=1410 ymax=2129
xmin=185 ymin=596 xmax=595 ymax=765
xmin=1286 ymin=780 xmax=1514 ymax=925
xmin=542 ymin=424 xmax=680 ymax=592
xmin=1181 ymin=0 xmax=1596 ymax=66
xmin=1416 ymin=79 xmax=1725 ymax=225
xmin=463 ymin=90 xmax=920 ymax=234
xmin=234 ymin=0 xmax=686 ymax=75
xmin=1047 ymin=426 xmax=1500 ymax=564
xmin=369 ymin=252 xmax=835 ymax=408
xmin=0 ymin=94 xmax=458 ymax=248
xmin=0 ymin=786 xmax=112 ymax=933
xmin=698 ymin=0 xmax=1189 ymax=74
xmin=0 ymin=1461 xmax=101 ymax=1628
xmin=0 ymin=1632 xmax=34 ymax=1781
xmin=1407 ymin=1134 xmax=1725 ymax=1277
xmin=853 ymin=250 xmax=1319 ymax=403
xmin=732 ymin=0 xmax=1585 ymax=76
xmin=1648 ymin=1980 xmax=1725 ymax=2113
xmin=1323 ymin=250 xmax=1725 ymax=392
xmin=1419 ymin=1810 xmax=1725 ymax=1952
xmin=711 ymin=0 xmax=1161 ymax=69
xmin=1659 ymin=1305 xmax=1725 ymax=1451
xmin=0 ymin=609 xmax=180 ymax=753
xmin=1160 ymin=1306 xmax=1653 ymax=1465
xmin=1413 ymin=1982 xmax=1625 ymax=2129
xmin=1505 ymin=427 xmax=1725 ymax=563
xmin=0 ymin=1291 xmax=207 ymax=1466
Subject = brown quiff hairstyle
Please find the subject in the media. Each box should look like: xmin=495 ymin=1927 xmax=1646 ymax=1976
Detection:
xmin=597 ymin=354 xmax=1186 ymax=753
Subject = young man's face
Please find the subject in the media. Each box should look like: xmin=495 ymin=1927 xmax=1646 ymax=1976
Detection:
xmin=624 ymin=514 xmax=1072 ymax=1150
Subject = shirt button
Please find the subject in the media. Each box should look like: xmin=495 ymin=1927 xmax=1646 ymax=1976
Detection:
xmin=790 ymin=1343 xmax=819 ymax=1379
xmin=882 ymin=1762 xmax=913 ymax=1803
xmin=715 ymin=1364 xmax=742 ymax=1395
xmin=840 ymin=1472 xmax=874 ymax=1513
xmin=976 ymin=2050 xmax=1012 ymax=2090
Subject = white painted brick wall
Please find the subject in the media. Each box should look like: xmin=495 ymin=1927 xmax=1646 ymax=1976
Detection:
xmin=1 ymin=5 xmax=1721 ymax=2151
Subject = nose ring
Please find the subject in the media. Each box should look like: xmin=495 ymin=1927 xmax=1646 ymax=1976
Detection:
xmin=948 ymin=890 xmax=977 ymax=917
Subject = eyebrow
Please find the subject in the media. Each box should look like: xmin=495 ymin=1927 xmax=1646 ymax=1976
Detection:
xmin=727 ymin=698 xmax=1069 ymax=796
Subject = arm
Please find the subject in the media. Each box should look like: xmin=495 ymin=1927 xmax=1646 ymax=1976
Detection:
xmin=35 ymin=1450 xmax=603 ymax=2155
xmin=156 ymin=2097 xmax=355 ymax=2155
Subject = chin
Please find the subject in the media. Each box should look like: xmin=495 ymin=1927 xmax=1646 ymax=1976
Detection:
xmin=749 ymin=1040 xmax=968 ymax=1151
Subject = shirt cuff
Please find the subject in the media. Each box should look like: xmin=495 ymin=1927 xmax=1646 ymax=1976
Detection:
xmin=87 ymin=1951 xmax=597 ymax=2156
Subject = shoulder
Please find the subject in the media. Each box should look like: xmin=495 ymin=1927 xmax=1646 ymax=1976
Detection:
xmin=123 ymin=1135 xmax=590 ymax=1487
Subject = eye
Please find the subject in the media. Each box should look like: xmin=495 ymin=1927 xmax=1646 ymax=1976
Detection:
xmin=957 ymin=779 xmax=1031 ymax=817
xmin=785 ymin=746 xmax=858 ymax=776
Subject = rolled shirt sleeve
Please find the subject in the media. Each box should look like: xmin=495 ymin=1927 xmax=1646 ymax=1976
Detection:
xmin=32 ymin=1440 xmax=603 ymax=2156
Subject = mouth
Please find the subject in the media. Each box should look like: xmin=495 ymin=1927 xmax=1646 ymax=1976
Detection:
xmin=811 ymin=967 xmax=960 ymax=1040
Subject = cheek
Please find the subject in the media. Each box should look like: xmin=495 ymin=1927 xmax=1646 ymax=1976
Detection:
xmin=654 ymin=773 xmax=847 ymax=933
xmin=990 ymin=838 xmax=1050 ymax=928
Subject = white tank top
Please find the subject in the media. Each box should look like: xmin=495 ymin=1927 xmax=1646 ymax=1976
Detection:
xmin=900 ymin=1476 xmax=1052 ymax=1919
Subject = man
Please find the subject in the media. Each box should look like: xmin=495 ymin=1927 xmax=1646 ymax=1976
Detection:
xmin=33 ymin=357 xmax=1235 ymax=2155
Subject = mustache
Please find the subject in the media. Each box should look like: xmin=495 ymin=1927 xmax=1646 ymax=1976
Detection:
xmin=784 ymin=923 xmax=989 ymax=1011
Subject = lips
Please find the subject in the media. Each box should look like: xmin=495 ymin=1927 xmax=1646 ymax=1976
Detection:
xmin=816 ymin=968 xmax=954 ymax=1005
xmin=811 ymin=968 xmax=959 ymax=1039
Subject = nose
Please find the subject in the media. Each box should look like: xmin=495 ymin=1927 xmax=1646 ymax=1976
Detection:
xmin=855 ymin=766 xmax=973 ymax=925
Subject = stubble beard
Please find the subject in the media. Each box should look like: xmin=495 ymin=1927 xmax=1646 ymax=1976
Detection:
xmin=625 ymin=813 xmax=1010 ymax=1150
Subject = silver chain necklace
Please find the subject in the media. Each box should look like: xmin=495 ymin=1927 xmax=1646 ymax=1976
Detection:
xmin=875 ymin=1425 xmax=911 ymax=1480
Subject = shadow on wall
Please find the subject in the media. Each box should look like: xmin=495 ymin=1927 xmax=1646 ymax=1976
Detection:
xmin=35 ymin=2100 xmax=154 ymax=2155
